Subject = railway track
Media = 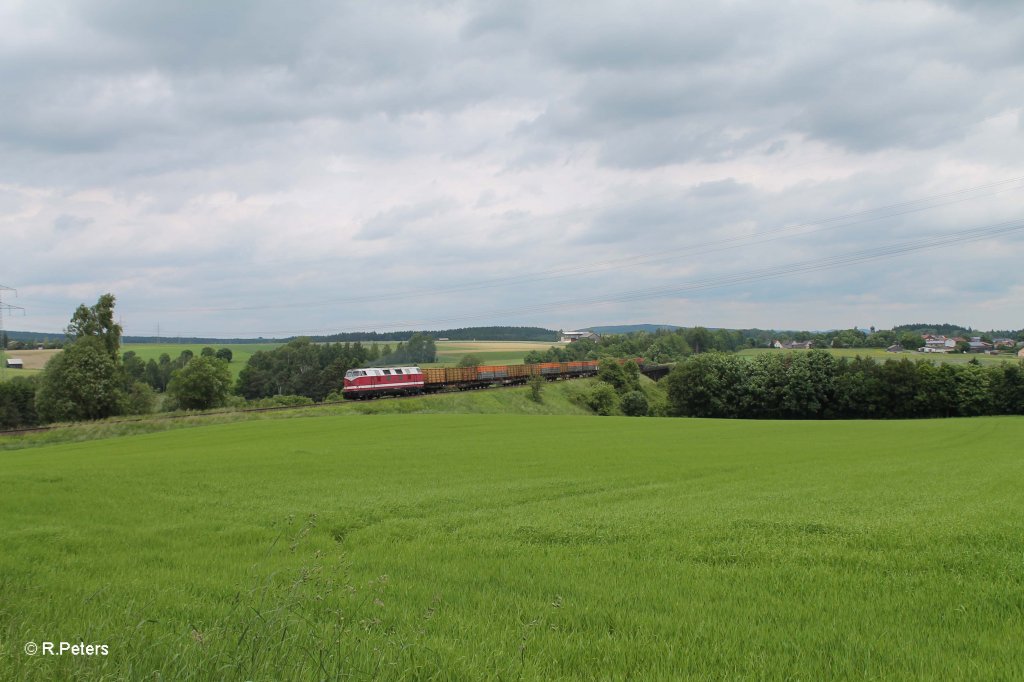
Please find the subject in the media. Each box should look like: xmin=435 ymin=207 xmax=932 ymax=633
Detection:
xmin=0 ymin=377 xmax=578 ymax=438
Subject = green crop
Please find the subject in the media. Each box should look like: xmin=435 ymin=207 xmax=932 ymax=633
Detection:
xmin=2 ymin=415 xmax=1022 ymax=680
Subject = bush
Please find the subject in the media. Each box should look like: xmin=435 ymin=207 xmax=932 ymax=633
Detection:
xmin=0 ymin=377 xmax=39 ymax=429
xmin=251 ymin=395 xmax=316 ymax=408
xmin=528 ymin=374 xmax=545 ymax=403
xmin=586 ymin=383 xmax=620 ymax=416
xmin=620 ymin=390 xmax=650 ymax=417
xmin=168 ymin=356 xmax=232 ymax=410
xmin=125 ymin=382 xmax=157 ymax=415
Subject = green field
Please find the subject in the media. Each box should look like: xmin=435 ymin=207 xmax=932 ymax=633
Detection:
xmin=2 ymin=413 xmax=1022 ymax=679
xmin=737 ymin=346 xmax=1019 ymax=365
xmin=430 ymin=341 xmax=561 ymax=366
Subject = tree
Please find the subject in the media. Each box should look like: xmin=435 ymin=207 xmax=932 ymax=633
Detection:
xmin=215 ymin=348 xmax=233 ymax=363
xmin=620 ymin=390 xmax=649 ymax=416
xmin=167 ymin=355 xmax=232 ymax=410
xmin=36 ymin=337 xmax=125 ymax=422
xmin=898 ymin=332 xmax=925 ymax=352
xmin=201 ymin=347 xmax=216 ymax=358
xmin=0 ymin=377 xmax=39 ymax=429
xmin=122 ymin=351 xmax=147 ymax=388
xmin=528 ymin=374 xmax=545 ymax=403
xmin=404 ymin=333 xmax=437 ymax=363
xmin=684 ymin=327 xmax=714 ymax=354
xmin=596 ymin=359 xmax=632 ymax=393
xmin=666 ymin=353 xmax=745 ymax=418
xmin=66 ymin=293 xmax=122 ymax=361
xmin=459 ymin=354 xmax=484 ymax=367
xmin=586 ymin=382 xmax=620 ymax=416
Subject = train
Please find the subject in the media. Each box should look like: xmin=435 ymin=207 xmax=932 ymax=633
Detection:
xmin=342 ymin=360 xmax=603 ymax=399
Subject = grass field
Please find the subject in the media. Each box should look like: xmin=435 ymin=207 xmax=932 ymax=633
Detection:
xmin=2 ymin=414 xmax=1022 ymax=679
xmin=430 ymin=340 xmax=562 ymax=366
xmin=737 ymin=346 xmax=1019 ymax=365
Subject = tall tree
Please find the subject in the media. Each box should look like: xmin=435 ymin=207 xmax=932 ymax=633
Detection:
xmin=36 ymin=337 xmax=125 ymax=422
xmin=66 ymin=293 xmax=122 ymax=362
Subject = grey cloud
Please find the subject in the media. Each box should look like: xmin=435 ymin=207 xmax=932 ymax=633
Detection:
xmin=53 ymin=214 xmax=95 ymax=232
xmin=356 ymin=199 xmax=458 ymax=241
xmin=4 ymin=1 xmax=1024 ymax=335
xmin=582 ymin=179 xmax=759 ymax=245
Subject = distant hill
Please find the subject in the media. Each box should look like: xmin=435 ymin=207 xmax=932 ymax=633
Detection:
xmin=584 ymin=324 xmax=682 ymax=335
xmin=4 ymin=326 xmax=559 ymax=345
xmin=311 ymin=326 xmax=559 ymax=343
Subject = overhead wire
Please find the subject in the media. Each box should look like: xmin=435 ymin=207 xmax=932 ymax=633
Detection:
xmin=147 ymin=176 xmax=1024 ymax=314
xmin=140 ymin=216 xmax=1024 ymax=337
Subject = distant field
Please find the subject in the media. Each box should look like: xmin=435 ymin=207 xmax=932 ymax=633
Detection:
xmin=0 ymin=338 xmax=561 ymax=384
xmin=2 ymin=414 xmax=1022 ymax=679
xmin=0 ymin=348 xmax=59 ymax=370
xmin=737 ymin=346 xmax=1019 ymax=365
xmin=118 ymin=340 xmax=561 ymax=374
xmin=0 ymin=348 xmax=58 ymax=380
xmin=432 ymin=340 xmax=563 ymax=366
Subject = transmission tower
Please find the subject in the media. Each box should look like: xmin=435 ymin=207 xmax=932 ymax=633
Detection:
xmin=0 ymin=285 xmax=25 ymax=381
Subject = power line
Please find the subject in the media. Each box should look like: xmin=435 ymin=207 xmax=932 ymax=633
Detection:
xmin=0 ymin=285 xmax=26 ymax=381
xmin=146 ymin=175 xmax=1024 ymax=315
xmin=135 ymin=216 xmax=1024 ymax=338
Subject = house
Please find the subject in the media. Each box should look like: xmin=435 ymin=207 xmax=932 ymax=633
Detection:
xmin=923 ymin=335 xmax=950 ymax=351
xmin=886 ymin=344 xmax=905 ymax=353
xmin=5 ymin=358 xmax=24 ymax=369
xmin=993 ymin=338 xmax=1016 ymax=349
xmin=1018 ymin=348 xmax=1024 ymax=358
xmin=967 ymin=337 xmax=994 ymax=353
xmin=774 ymin=340 xmax=813 ymax=350
xmin=560 ymin=330 xmax=601 ymax=343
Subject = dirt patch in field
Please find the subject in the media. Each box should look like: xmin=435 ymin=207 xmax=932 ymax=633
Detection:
xmin=3 ymin=348 xmax=61 ymax=370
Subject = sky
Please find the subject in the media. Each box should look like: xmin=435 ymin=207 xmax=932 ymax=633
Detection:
xmin=1 ymin=0 xmax=1023 ymax=338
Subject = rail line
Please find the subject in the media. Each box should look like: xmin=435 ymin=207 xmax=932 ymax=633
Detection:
xmin=0 ymin=376 xmax=593 ymax=438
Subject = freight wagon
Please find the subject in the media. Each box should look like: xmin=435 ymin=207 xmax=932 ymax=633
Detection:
xmin=343 ymin=360 xmax=603 ymax=399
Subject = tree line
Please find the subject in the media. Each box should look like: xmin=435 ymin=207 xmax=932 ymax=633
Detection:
xmin=311 ymin=326 xmax=557 ymax=343
xmin=235 ymin=334 xmax=436 ymax=402
xmin=524 ymin=327 xmax=749 ymax=365
xmin=4 ymin=295 xmax=1023 ymax=429
xmin=0 ymin=295 xmax=442 ymax=429
xmin=0 ymin=295 xmax=237 ymax=428
xmin=665 ymin=350 xmax=1024 ymax=419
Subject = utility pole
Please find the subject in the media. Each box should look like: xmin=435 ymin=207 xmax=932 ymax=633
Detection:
xmin=0 ymin=285 xmax=25 ymax=381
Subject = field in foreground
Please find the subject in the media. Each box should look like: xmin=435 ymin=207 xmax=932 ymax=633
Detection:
xmin=1 ymin=415 xmax=1022 ymax=680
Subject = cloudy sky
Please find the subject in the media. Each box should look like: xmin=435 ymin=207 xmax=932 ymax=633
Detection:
xmin=2 ymin=0 xmax=1023 ymax=338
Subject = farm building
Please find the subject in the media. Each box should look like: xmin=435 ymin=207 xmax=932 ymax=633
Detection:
xmin=5 ymin=358 xmax=24 ymax=369
xmin=560 ymin=330 xmax=601 ymax=343
xmin=967 ymin=337 xmax=994 ymax=353
xmin=773 ymin=340 xmax=813 ymax=350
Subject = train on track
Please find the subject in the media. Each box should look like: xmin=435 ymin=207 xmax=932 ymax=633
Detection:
xmin=342 ymin=360 xmax=603 ymax=399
